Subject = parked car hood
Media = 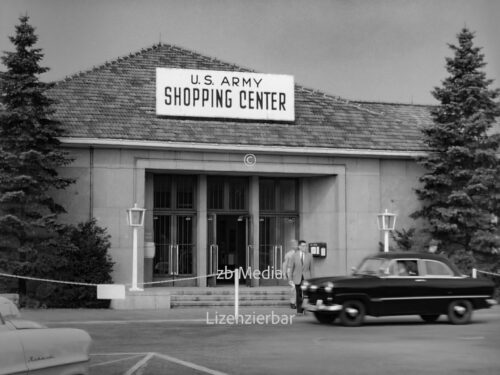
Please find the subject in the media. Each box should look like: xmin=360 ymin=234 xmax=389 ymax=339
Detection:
xmin=6 ymin=319 xmax=47 ymax=330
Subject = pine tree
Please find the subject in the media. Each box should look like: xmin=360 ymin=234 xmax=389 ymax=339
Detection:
xmin=413 ymin=28 xmax=500 ymax=270
xmin=0 ymin=15 xmax=74 ymax=293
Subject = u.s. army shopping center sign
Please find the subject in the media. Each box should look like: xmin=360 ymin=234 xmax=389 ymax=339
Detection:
xmin=156 ymin=68 xmax=295 ymax=121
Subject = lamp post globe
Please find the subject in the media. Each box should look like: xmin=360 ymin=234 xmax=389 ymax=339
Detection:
xmin=377 ymin=209 xmax=397 ymax=253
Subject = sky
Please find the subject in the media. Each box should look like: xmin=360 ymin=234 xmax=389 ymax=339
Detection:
xmin=0 ymin=0 xmax=499 ymax=105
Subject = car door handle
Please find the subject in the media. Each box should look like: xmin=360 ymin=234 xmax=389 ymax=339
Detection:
xmin=415 ymin=279 xmax=427 ymax=282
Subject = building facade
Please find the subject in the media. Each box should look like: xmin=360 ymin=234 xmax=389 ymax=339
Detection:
xmin=48 ymin=44 xmax=433 ymax=288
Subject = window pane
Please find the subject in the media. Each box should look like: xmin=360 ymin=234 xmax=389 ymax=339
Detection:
xmin=153 ymin=215 xmax=171 ymax=274
xmin=176 ymin=176 xmax=195 ymax=209
xmin=390 ymin=260 xmax=419 ymax=276
xmin=259 ymin=217 xmax=276 ymax=271
xmin=259 ymin=179 xmax=275 ymax=211
xmin=425 ymin=260 xmax=453 ymax=276
xmin=177 ymin=216 xmax=193 ymax=274
xmin=208 ymin=177 xmax=224 ymax=210
xmin=229 ymin=180 xmax=246 ymax=210
xmin=154 ymin=175 xmax=171 ymax=209
xmin=280 ymin=179 xmax=296 ymax=211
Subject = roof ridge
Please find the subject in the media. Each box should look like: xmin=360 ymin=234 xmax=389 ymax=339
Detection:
xmin=55 ymin=42 xmax=260 ymax=85
xmin=55 ymin=43 xmax=163 ymax=84
xmin=166 ymin=44 xmax=256 ymax=73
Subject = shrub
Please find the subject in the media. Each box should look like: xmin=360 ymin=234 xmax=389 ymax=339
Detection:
xmin=27 ymin=219 xmax=114 ymax=308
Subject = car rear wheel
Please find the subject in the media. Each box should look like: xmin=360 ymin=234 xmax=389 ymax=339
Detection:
xmin=420 ymin=314 xmax=440 ymax=323
xmin=339 ymin=300 xmax=365 ymax=327
xmin=447 ymin=300 xmax=473 ymax=325
xmin=313 ymin=312 xmax=337 ymax=324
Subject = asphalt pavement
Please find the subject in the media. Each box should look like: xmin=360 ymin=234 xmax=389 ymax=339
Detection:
xmin=21 ymin=306 xmax=500 ymax=375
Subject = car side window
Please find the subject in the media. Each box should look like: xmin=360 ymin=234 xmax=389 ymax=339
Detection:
xmin=424 ymin=260 xmax=453 ymax=276
xmin=389 ymin=260 xmax=419 ymax=276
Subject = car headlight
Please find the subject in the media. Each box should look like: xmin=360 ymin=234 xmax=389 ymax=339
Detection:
xmin=323 ymin=282 xmax=334 ymax=293
xmin=300 ymin=281 xmax=310 ymax=291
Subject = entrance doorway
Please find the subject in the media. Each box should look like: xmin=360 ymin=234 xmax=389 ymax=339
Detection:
xmin=259 ymin=216 xmax=298 ymax=286
xmin=208 ymin=214 xmax=249 ymax=285
xmin=153 ymin=214 xmax=195 ymax=286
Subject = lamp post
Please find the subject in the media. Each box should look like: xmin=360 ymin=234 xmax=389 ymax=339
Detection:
xmin=377 ymin=209 xmax=397 ymax=253
xmin=126 ymin=203 xmax=146 ymax=291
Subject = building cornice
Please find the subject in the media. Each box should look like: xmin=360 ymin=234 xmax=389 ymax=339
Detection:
xmin=59 ymin=137 xmax=428 ymax=159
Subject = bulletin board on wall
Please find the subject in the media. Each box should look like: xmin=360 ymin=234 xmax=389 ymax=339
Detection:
xmin=309 ymin=243 xmax=327 ymax=258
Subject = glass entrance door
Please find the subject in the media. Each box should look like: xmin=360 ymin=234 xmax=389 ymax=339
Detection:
xmin=259 ymin=216 xmax=297 ymax=286
xmin=153 ymin=214 xmax=194 ymax=286
xmin=207 ymin=214 xmax=249 ymax=286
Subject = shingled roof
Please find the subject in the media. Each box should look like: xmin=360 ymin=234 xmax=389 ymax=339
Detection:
xmin=48 ymin=43 xmax=434 ymax=152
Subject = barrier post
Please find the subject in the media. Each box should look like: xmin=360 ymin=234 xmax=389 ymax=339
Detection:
xmin=234 ymin=268 xmax=239 ymax=322
xmin=472 ymin=268 xmax=477 ymax=279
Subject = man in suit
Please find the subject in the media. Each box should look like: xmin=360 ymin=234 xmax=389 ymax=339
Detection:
xmin=282 ymin=239 xmax=299 ymax=309
xmin=287 ymin=240 xmax=313 ymax=314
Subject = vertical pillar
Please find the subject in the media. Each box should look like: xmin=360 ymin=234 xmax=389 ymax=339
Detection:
xmin=143 ymin=173 xmax=154 ymax=285
xmin=249 ymin=176 xmax=260 ymax=287
xmin=197 ymin=175 xmax=207 ymax=287
xmin=336 ymin=168 xmax=347 ymax=274
xmin=134 ymin=167 xmax=146 ymax=286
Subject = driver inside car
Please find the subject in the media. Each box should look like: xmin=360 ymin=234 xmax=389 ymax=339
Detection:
xmin=397 ymin=262 xmax=409 ymax=276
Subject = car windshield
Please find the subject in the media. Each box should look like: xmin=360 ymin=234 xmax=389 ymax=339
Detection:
xmin=355 ymin=258 xmax=388 ymax=276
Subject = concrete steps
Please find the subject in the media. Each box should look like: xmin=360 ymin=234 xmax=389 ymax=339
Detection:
xmin=171 ymin=300 xmax=289 ymax=308
xmin=169 ymin=287 xmax=291 ymax=308
xmin=111 ymin=286 xmax=292 ymax=310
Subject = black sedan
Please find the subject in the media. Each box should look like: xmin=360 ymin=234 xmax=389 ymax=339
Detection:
xmin=302 ymin=252 xmax=497 ymax=326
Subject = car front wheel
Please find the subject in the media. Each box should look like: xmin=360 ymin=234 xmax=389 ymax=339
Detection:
xmin=447 ymin=300 xmax=473 ymax=325
xmin=313 ymin=312 xmax=337 ymax=324
xmin=420 ymin=314 xmax=440 ymax=323
xmin=339 ymin=300 xmax=365 ymax=326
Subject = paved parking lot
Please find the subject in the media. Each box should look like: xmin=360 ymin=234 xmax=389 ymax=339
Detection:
xmin=23 ymin=306 xmax=500 ymax=375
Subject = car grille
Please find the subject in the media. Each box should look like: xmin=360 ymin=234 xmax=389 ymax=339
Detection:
xmin=305 ymin=290 xmax=320 ymax=304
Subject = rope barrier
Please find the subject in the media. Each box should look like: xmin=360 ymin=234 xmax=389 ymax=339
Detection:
xmin=3 ymin=268 xmax=497 ymax=287
xmin=0 ymin=272 xmax=98 ymax=287
xmin=0 ymin=269 xmax=237 ymax=288
xmin=475 ymin=269 xmax=500 ymax=277
xmin=135 ymin=270 xmax=235 ymax=286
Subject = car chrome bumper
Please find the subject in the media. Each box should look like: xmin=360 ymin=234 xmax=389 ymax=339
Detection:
xmin=486 ymin=299 xmax=498 ymax=306
xmin=303 ymin=298 xmax=342 ymax=312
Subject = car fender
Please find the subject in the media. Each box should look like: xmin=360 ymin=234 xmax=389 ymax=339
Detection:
xmin=334 ymin=293 xmax=371 ymax=306
xmin=0 ymin=327 xmax=28 ymax=375
xmin=18 ymin=328 xmax=91 ymax=374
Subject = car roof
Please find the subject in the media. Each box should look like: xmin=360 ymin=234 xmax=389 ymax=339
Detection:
xmin=364 ymin=252 xmax=462 ymax=275
xmin=367 ymin=252 xmax=447 ymax=260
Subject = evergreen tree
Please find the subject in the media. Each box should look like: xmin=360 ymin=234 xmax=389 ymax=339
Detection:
xmin=413 ymin=28 xmax=500 ymax=270
xmin=0 ymin=15 xmax=74 ymax=293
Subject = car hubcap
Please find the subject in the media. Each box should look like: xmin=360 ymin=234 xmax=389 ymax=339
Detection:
xmin=454 ymin=305 xmax=466 ymax=315
xmin=346 ymin=307 xmax=359 ymax=317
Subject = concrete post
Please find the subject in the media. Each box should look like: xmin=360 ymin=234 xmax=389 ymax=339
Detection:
xmin=249 ymin=176 xmax=260 ymax=287
xmin=197 ymin=175 xmax=208 ymax=287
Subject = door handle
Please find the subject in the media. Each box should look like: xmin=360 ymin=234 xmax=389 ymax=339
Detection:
xmin=246 ymin=245 xmax=252 ymax=269
xmin=169 ymin=245 xmax=173 ymax=275
xmin=209 ymin=244 xmax=217 ymax=274
xmin=415 ymin=279 xmax=427 ymax=282
xmin=215 ymin=245 xmax=219 ymax=273
xmin=209 ymin=245 xmax=212 ymax=274
xmin=174 ymin=245 xmax=179 ymax=275
xmin=277 ymin=245 xmax=283 ymax=271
